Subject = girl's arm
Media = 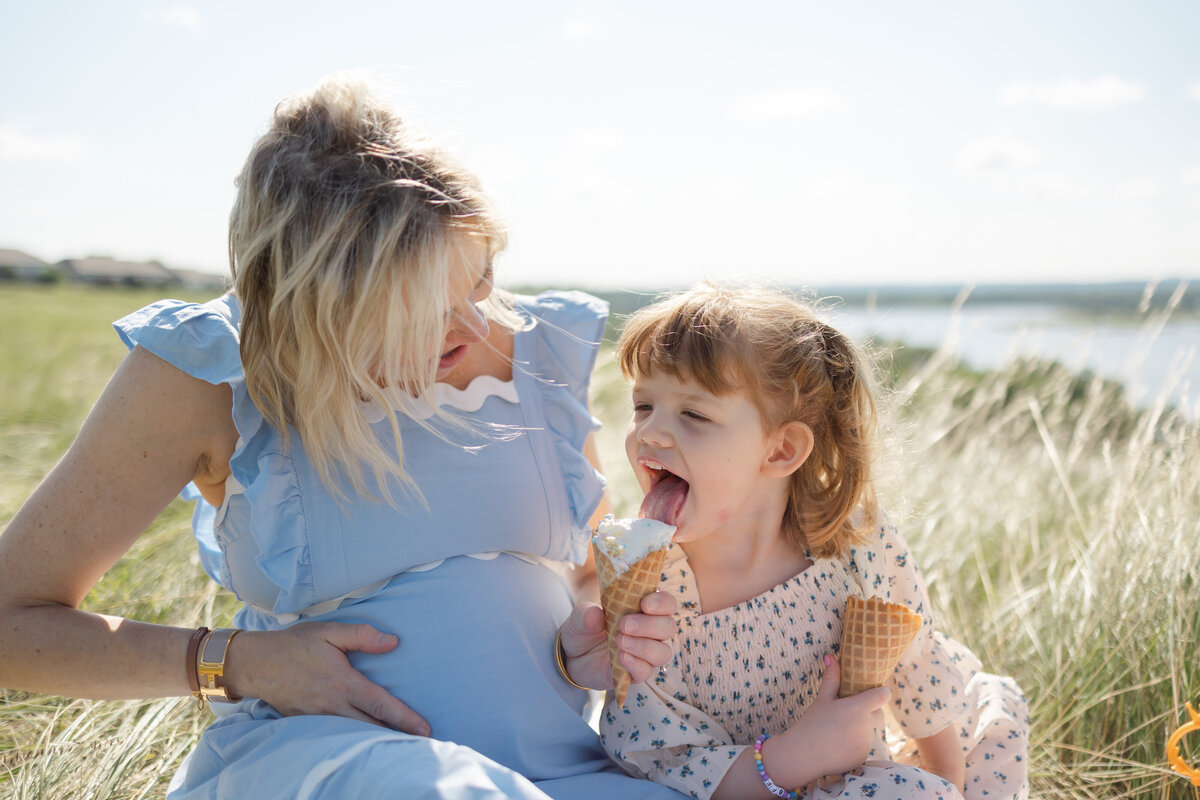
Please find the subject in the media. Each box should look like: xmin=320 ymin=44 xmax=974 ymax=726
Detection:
xmin=711 ymin=657 xmax=890 ymax=800
xmin=0 ymin=347 xmax=429 ymax=734
xmin=851 ymin=516 xmax=979 ymax=743
xmin=913 ymin=726 xmax=965 ymax=792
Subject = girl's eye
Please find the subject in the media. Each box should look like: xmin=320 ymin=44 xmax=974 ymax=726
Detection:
xmin=683 ymin=410 xmax=709 ymax=422
xmin=632 ymin=402 xmax=652 ymax=413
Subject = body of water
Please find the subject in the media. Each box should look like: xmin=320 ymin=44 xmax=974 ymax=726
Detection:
xmin=828 ymin=302 xmax=1198 ymax=418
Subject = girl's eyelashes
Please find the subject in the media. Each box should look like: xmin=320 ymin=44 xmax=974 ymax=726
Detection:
xmin=682 ymin=410 xmax=709 ymax=422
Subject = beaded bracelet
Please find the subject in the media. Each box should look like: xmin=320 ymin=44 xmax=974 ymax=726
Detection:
xmin=753 ymin=734 xmax=799 ymax=799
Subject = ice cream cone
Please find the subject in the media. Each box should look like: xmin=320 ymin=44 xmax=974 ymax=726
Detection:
xmin=837 ymin=595 xmax=923 ymax=698
xmin=593 ymin=541 xmax=669 ymax=708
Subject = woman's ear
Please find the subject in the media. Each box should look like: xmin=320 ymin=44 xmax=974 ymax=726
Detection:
xmin=763 ymin=421 xmax=814 ymax=477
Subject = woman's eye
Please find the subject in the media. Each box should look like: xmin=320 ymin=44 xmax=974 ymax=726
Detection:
xmin=473 ymin=265 xmax=495 ymax=301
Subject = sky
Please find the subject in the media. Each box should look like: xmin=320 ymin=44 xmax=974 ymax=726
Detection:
xmin=2 ymin=0 xmax=1199 ymax=291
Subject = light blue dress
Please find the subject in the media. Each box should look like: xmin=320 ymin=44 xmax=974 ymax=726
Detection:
xmin=114 ymin=291 xmax=687 ymax=800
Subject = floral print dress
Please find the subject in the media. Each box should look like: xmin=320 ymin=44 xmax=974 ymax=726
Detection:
xmin=599 ymin=518 xmax=1029 ymax=800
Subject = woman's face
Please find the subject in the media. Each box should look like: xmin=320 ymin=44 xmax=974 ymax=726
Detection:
xmin=436 ymin=236 xmax=495 ymax=383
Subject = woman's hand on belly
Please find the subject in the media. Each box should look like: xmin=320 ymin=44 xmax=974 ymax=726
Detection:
xmin=559 ymin=591 xmax=678 ymax=689
xmin=227 ymin=622 xmax=431 ymax=736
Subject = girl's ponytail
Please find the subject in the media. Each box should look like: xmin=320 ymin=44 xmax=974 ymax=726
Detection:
xmin=784 ymin=321 xmax=879 ymax=558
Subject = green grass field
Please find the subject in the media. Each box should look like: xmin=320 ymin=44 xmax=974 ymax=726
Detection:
xmin=1 ymin=283 xmax=1198 ymax=799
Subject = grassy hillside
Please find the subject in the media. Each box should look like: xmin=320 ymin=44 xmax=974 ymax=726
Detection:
xmin=1 ymin=284 xmax=1198 ymax=798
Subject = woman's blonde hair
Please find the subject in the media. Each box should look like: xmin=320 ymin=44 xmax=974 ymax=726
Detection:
xmin=230 ymin=75 xmax=508 ymax=502
xmin=616 ymin=282 xmax=880 ymax=558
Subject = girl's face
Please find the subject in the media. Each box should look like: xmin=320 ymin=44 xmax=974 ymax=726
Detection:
xmin=625 ymin=369 xmax=792 ymax=543
xmin=435 ymin=236 xmax=495 ymax=383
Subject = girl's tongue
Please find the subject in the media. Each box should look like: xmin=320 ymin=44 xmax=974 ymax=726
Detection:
xmin=638 ymin=473 xmax=689 ymax=526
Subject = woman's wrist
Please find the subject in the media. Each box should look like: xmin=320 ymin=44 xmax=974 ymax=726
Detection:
xmin=186 ymin=626 xmax=246 ymax=706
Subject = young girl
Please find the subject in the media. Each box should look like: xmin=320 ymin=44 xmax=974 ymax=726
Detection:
xmin=599 ymin=283 xmax=1029 ymax=800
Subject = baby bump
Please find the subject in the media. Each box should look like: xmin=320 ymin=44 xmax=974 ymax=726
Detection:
xmin=311 ymin=554 xmax=609 ymax=779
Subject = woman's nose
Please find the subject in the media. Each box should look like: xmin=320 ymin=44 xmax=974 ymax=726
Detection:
xmin=451 ymin=303 xmax=489 ymax=344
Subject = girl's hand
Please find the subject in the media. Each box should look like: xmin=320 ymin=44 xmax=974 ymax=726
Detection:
xmin=773 ymin=656 xmax=890 ymax=786
xmin=558 ymin=591 xmax=678 ymax=690
xmin=712 ymin=656 xmax=889 ymax=799
xmin=227 ymin=622 xmax=431 ymax=736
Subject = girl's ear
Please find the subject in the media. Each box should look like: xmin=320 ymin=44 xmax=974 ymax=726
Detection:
xmin=763 ymin=421 xmax=814 ymax=477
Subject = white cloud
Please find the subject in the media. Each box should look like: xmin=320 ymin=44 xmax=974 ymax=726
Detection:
xmin=144 ymin=3 xmax=202 ymax=30
xmin=1112 ymin=178 xmax=1162 ymax=200
xmin=956 ymin=135 xmax=1046 ymax=174
xmin=728 ymin=88 xmax=847 ymax=122
xmin=998 ymin=75 xmax=1145 ymax=110
xmin=562 ymin=16 xmax=607 ymax=39
xmin=1183 ymin=165 xmax=1200 ymax=186
xmin=1009 ymin=171 xmax=1092 ymax=199
xmin=0 ymin=125 xmax=87 ymax=161
xmin=1189 ymin=84 xmax=1200 ymax=101
xmin=571 ymin=127 xmax=623 ymax=154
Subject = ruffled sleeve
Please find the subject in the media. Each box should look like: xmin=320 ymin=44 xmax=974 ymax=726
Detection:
xmin=113 ymin=295 xmax=242 ymax=386
xmin=112 ymin=295 xmax=246 ymax=583
xmin=845 ymin=513 xmax=981 ymax=738
xmin=515 ymin=291 xmax=609 ymax=563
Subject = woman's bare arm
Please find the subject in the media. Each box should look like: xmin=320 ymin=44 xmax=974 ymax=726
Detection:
xmin=0 ymin=345 xmax=236 ymax=698
xmin=0 ymin=346 xmax=431 ymax=734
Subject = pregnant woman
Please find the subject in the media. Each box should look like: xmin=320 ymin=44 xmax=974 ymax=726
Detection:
xmin=0 ymin=76 xmax=684 ymax=799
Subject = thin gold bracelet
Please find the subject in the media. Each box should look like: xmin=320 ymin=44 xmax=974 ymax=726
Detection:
xmin=554 ymin=630 xmax=589 ymax=690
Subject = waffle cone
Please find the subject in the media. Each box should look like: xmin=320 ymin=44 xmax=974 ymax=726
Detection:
xmin=593 ymin=542 xmax=669 ymax=708
xmin=838 ymin=595 xmax=923 ymax=698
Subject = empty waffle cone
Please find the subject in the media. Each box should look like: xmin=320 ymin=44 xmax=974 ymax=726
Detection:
xmin=838 ymin=595 xmax=923 ymax=698
xmin=593 ymin=542 xmax=669 ymax=708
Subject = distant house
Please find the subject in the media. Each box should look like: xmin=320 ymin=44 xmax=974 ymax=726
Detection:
xmin=57 ymin=256 xmax=181 ymax=288
xmin=173 ymin=267 xmax=230 ymax=293
xmin=0 ymin=248 xmax=57 ymax=282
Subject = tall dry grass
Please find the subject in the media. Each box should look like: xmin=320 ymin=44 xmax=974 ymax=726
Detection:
xmin=1 ymin=284 xmax=1198 ymax=798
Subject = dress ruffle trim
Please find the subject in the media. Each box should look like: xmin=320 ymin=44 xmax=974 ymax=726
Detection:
xmin=361 ymin=375 xmax=520 ymax=424
xmin=517 ymin=292 xmax=608 ymax=563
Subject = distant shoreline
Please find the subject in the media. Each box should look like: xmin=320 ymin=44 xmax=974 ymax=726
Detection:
xmin=515 ymin=278 xmax=1197 ymax=321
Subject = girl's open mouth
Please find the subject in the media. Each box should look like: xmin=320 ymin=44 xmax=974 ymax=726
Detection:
xmin=639 ymin=467 xmax=689 ymax=526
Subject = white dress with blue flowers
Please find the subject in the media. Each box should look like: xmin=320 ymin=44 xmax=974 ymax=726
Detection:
xmin=599 ymin=519 xmax=1029 ymax=800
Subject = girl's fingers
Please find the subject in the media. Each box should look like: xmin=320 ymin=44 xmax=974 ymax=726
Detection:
xmin=618 ymin=650 xmax=660 ymax=684
xmin=618 ymin=611 xmax=677 ymax=641
xmin=638 ymin=590 xmax=677 ymax=616
xmin=846 ymin=685 xmax=891 ymax=711
xmin=618 ymin=634 xmax=673 ymax=674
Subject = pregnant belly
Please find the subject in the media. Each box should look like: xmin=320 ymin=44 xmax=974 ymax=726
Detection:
xmin=299 ymin=554 xmax=608 ymax=779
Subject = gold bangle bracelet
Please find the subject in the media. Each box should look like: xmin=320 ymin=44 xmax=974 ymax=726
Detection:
xmin=196 ymin=627 xmax=243 ymax=703
xmin=554 ymin=630 xmax=589 ymax=691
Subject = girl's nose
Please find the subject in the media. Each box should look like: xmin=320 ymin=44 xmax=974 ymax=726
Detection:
xmin=637 ymin=414 xmax=672 ymax=447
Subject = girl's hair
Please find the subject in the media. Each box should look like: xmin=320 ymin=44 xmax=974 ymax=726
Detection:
xmin=616 ymin=282 xmax=880 ymax=557
xmin=230 ymin=75 xmax=508 ymax=502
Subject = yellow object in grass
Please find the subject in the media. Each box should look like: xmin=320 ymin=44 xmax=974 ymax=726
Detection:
xmin=1167 ymin=703 xmax=1200 ymax=787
